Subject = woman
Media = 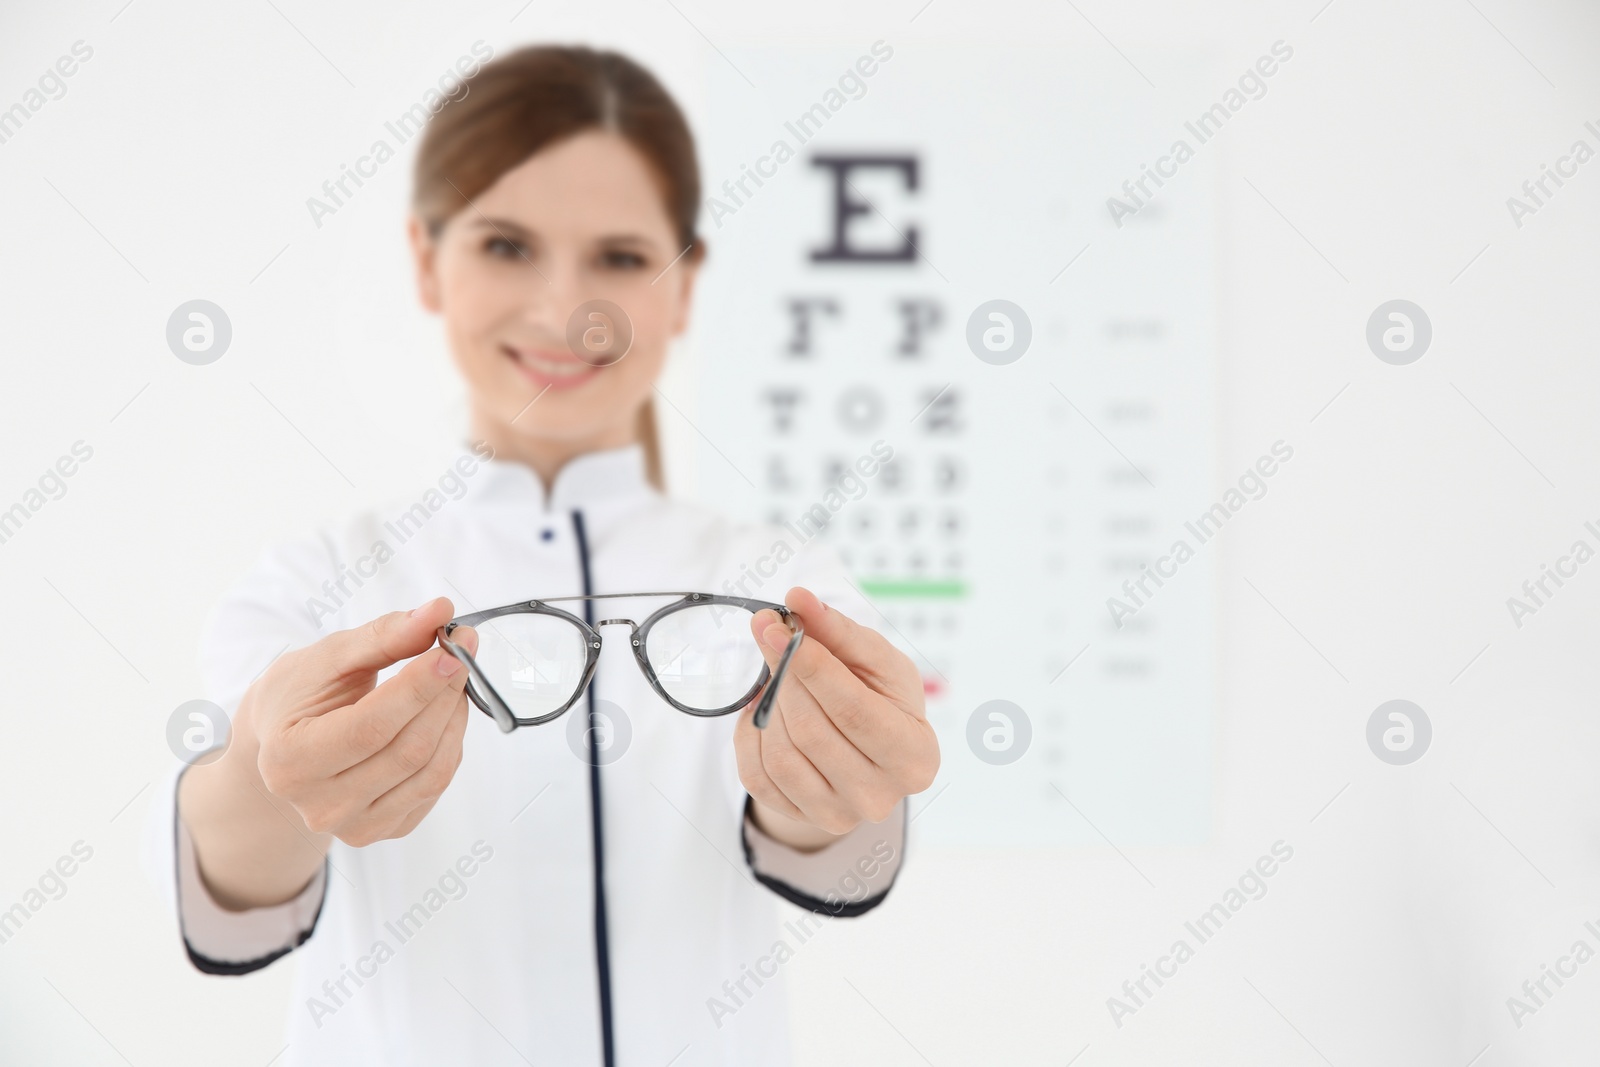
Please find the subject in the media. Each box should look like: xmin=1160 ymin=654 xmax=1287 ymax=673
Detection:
xmin=148 ymin=44 xmax=939 ymax=1067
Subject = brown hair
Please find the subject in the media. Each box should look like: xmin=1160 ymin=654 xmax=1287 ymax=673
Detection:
xmin=412 ymin=44 xmax=705 ymax=491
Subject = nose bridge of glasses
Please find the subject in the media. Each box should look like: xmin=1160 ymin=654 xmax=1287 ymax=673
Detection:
xmin=594 ymin=618 xmax=640 ymax=636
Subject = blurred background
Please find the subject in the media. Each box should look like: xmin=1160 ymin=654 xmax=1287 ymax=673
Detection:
xmin=3 ymin=0 xmax=1600 ymax=1062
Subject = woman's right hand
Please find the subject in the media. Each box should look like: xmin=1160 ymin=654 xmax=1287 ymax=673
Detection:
xmin=241 ymin=596 xmax=479 ymax=848
xmin=179 ymin=597 xmax=478 ymax=909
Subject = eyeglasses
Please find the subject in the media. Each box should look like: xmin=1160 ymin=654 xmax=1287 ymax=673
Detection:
xmin=435 ymin=592 xmax=803 ymax=733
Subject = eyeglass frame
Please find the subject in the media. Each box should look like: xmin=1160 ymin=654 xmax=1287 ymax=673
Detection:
xmin=435 ymin=592 xmax=803 ymax=734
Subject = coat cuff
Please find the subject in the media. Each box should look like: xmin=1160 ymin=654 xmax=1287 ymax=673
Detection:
xmin=174 ymin=768 xmax=328 ymax=975
xmin=739 ymin=794 xmax=906 ymax=917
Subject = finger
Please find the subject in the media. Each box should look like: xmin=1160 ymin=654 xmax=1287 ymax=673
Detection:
xmin=296 ymin=625 xmax=477 ymax=774
xmin=764 ymin=675 xmax=892 ymax=816
xmin=782 ymin=587 xmax=921 ymax=703
xmin=326 ymin=633 xmax=475 ymax=804
xmin=747 ymin=689 xmax=859 ymax=833
xmin=743 ymin=633 xmax=898 ymax=819
xmin=751 ymin=611 xmax=905 ymax=765
xmin=384 ymin=793 xmax=444 ymax=842
xmin=733 ymin=701 xmax=807 ymax=824
xmin=356 ymin=682 xmax=471 ymax=842
xmin=312 ymin=597 xmax=457 ymax=680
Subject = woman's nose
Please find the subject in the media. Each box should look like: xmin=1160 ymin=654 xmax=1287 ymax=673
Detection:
xmin=521 ymin=255 xmax=593 ymax=325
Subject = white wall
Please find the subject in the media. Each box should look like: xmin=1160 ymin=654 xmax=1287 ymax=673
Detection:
xmin=2 ymin=0 xmax=1598 ymax=1063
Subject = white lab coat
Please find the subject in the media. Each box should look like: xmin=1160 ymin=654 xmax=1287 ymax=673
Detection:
xmin=143 ymin=442 xmax=908 ymax=1067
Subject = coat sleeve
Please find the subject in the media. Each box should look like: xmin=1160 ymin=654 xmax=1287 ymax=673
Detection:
xmin=733 ymin=533 xmax=911 ymax=918
xmin=142 ymin=532 xmax=342 ymax=974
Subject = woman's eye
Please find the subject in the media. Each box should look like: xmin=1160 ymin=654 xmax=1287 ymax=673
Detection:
xmin=484 ymin=236 xmax=527 ymax=260
xmin=600 ymin=249 xmax=647 ymax=270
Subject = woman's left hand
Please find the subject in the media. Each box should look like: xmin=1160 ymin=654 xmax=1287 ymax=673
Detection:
xmin=735 ymin=587 xmax=940 ymax=845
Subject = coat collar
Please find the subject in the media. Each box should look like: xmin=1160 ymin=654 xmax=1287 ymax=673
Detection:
xmin=464 ymin=441 xmax=656 ymax=513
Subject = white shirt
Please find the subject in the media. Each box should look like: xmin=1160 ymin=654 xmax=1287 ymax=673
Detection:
xmin=143 ymin=442 xmax=908 ymax=1067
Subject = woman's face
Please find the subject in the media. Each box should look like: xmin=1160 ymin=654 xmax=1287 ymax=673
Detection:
xmin=408 ymin=130 xmax=698 ymax=457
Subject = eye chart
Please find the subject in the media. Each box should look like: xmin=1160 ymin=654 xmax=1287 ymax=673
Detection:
xmin=691 ymin=42 xmax=1219 ymax=847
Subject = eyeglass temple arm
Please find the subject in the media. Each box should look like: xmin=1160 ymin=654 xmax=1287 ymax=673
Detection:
xmin=752 ymin=611 xmax=804 ymax=731
xmin=436 ymin=624 xmax=519 ymax=734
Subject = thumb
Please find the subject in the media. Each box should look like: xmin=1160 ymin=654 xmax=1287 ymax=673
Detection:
xmin=779 ymin=586 xmax=919 ymax=698
xmin=778 ymin=586 xmax=856 ymax=656
xmin=315 ymin=597 xmax=456 ymax=678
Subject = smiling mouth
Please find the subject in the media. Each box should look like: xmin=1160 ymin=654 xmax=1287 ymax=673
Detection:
xmin=501 ymin=343 xmax=602 ymax=390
